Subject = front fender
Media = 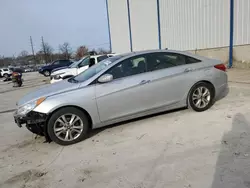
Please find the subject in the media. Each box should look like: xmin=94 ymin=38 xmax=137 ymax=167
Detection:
xmin=33 ymin=85 xmax=100 ymax=126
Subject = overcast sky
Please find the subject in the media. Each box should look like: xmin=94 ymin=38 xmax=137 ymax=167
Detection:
xmin=0 ymin=0 xmax=110 ymax=57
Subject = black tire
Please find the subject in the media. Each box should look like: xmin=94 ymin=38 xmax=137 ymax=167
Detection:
xmin=188 ymin=82 xmax=215 ymax=112
xmin=47 ymin=107 xmax=89 ymax=145
xmin=43 ymin=70 xmax=50 ymax=77
xmin=3 ymin=73 xmax=9 ymax=78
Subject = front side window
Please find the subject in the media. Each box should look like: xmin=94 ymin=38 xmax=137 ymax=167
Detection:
xmin=72 ymin=55 xmax=122 ymax=83
xmin=53 ymin=61 xmax=60 ymax=65
xmin=78 ymin=57 xmax=90 ymax=68
xmin=60 ymin=60 xmax=70 ymax=65
xmin=106 ymin=55 xmax=147 ymax=80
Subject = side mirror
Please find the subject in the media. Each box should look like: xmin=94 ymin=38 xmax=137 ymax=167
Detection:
xmin=98 ymin=74 xmax=113 ymax=83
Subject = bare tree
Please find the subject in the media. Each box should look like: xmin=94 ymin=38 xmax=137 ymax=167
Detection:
xmin=59 ymin=42 xmax=72 ymax=59
xmin=41 ymin=42 xmax=54 ymax=64
xmin=19 ymin=50 xmax=29 ymax=57
xmin=75 ymin=46 xmax=88 ymax=60
xmin=97 ymin=48 xmax=110 ymax=54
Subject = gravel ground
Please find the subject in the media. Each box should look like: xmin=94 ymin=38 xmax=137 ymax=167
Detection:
xmin=1 ymin=71 xmax=250 ymax=188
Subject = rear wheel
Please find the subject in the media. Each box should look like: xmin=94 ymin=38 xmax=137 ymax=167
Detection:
xmin=43 ymin=70 xmax=50 ymax=77
xmin=47 ymin=107 xmax=89 ymax=145
xmin=188 ymin=82 xmax=214 ymax=112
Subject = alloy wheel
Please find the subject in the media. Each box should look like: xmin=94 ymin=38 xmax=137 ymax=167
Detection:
xmin=53 ymin=114 xmax=84 ymax=141
xmin=192 ymin=86 xmax=211 ymax=109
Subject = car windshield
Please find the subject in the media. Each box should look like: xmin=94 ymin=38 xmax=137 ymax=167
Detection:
xmin=68 ymin=55 xmax=122 ymax=83
xmin=69 ymin=56 xmax=88 ymax=68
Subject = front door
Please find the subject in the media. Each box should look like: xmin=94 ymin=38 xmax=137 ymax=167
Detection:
xmin=95 ymin=55 xmax=154 ymax=122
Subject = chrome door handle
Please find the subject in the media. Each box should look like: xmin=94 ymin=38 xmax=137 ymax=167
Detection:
xmin=140 ymin=80 xmax=150 ymax=85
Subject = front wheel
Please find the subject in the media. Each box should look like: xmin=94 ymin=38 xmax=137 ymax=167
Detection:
xmin=3 ymin=73 xmax=9 ymax=78
xmin=188 ymin=82 xmax=215 ymax=112
xmin=43 ymin=70 xmax=50 ymax=77
xmin=47 ymin=107 xmax=89 ymax=145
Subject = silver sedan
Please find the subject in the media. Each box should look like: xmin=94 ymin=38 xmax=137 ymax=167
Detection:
xmin=14 ymin=50 xmax=228 ymax=145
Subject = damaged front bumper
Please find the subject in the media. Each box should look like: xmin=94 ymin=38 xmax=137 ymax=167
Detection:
xmin=14 ymin=111 xmax=49 ymax=138
xmin=14 ymin=111 xmax=47 ymax=127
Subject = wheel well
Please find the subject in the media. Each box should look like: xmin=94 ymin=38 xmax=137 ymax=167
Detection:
xmin=187 ymin=80 xmax=215 ymax=104
xmin=46 ymin=105 xmax=93 ymax=129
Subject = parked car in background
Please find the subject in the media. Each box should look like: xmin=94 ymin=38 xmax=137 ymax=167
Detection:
xmin=0 ymin=68 xmax=12 ymax=78
xmin=14 ymin=50 xmax=228 ymax=145
xmin=38 ymin=59 xmax=74 ymax=77
xmin=12 ymin=67 xmax=25 ymax=73
xmin=24 ymin=68 xmax=33 ymax=72
xmin=50 ymin=54 xmax=114 ymax=84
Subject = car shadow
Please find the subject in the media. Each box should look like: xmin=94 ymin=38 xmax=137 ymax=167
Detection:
xmin=87 ymin=107 xmax=187 ymax=139
xmin=211 ymin=113 xmax=250 ymax=188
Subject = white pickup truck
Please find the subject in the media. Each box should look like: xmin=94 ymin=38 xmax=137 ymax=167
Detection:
xmin=50 ymin=54 xmax=116 ymax=84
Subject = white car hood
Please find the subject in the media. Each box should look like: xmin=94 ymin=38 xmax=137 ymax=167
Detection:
xmin=51 ymin=67 xmax=77 ymax=77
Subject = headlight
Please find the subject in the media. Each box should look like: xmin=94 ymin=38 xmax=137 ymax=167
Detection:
xmin=53 ymin=72 xmax=65 ymax=80
xmin=17 ymin=97 xmax=46 ymax=116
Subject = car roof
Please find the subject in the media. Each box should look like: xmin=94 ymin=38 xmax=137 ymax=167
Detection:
xmin=115 ymin=49 xmax=208 ymax=61
xmin=90 ymin=54 xmax=112 ymax=58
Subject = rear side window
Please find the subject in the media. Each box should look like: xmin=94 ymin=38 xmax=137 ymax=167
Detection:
xmin=185 ymin=56 xmax=201 ymax=64
xmin=60 ymin=60 xmax=72 ymax=65
xmin=3 ymin=68 xmax=8 ymax=71
xmin=89 ymin=58 xmax=96 ymax=67
xmin=97 ymin=55 xmax=109 ymax=62
xmin=147 ymin=52 xmax=186 ymax=71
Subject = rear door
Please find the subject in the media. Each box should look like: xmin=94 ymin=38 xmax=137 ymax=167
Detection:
xmin=144 ymin=52 xmax=202 ymax=107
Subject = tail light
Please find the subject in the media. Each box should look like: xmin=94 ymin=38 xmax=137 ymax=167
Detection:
xmin=214 ymin=64 xmax=226 ymax=72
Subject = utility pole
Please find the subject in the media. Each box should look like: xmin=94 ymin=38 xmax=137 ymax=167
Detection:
xmin=30 ymin=36 xmax=36 ymax=65
xmin=41 ymin=36 xmax=47 ymax=63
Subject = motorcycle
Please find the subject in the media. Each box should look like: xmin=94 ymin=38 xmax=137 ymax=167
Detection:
xmin=12 ymin=72 xmax=23 ymax=87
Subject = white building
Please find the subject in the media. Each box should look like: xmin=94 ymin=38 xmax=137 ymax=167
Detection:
xmin=106 ymin=0 xmax=250 ymax=67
